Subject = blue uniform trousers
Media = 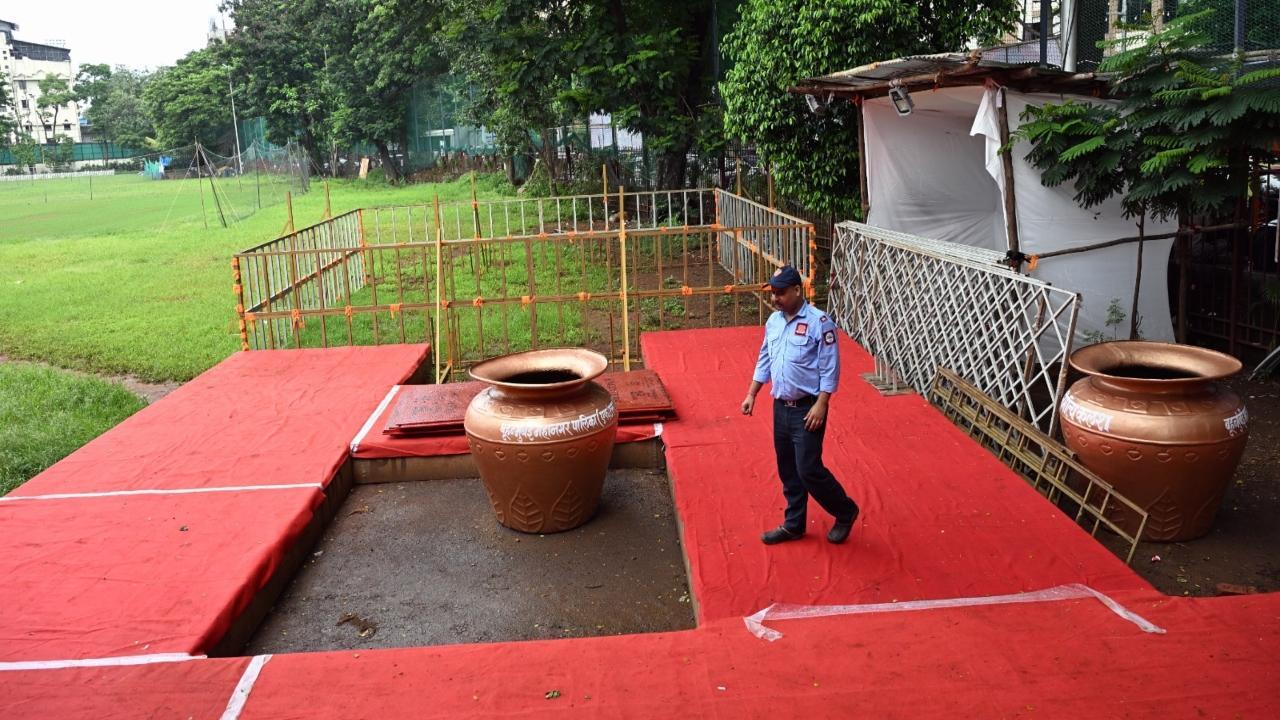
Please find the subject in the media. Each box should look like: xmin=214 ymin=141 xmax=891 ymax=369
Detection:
xmin=773 ymin=396 xmax=858 ymax=533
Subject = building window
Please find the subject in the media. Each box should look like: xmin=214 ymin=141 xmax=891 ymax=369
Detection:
xmin=20 ymin=99 xmax=27 ymax=109
xmin=18 ymin=80 xmax=26 ymax=90
xmin=44 ymin=124 xmax=51 ymax=131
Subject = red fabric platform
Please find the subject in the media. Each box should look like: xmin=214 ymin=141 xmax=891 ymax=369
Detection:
xmin=0 ymin=345 xmax=427 ymax=663
xmin=12 ymin=345 xmax=429 ymax=495
xmin=3 ymin=331 xmax=1279 ymax=718
xmin=350 ymin=383 xmax=662 ymax=459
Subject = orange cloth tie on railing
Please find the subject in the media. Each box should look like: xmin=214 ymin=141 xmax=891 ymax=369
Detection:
xmin=1028 ymin=255 xmax=1039 ymax=271
xmin=472 ymin=297 xmax=485 ymax=308
xmin=680 ymin=286 xmax=694 ymax=296
xmin=521 ymin=295 xmax=532 ymax=307
xmin=291 ymin=308 xmax=303 ymax=329
xmin=344 ymin=306 xmax=354 ymax=319
xmin=723 ymin=284 xmax=734 ymax=294
xmin=244 ymin=312 xmax=257 ymax=324
xmin=577 ymin=291 xmax=591 ymax=302
xmin=389 ymin=303 xmax=402 ymax=317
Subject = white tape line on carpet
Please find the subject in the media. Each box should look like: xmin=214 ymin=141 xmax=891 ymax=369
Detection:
xmin=743 ymin=583 xmax=1166 ymax=641
xmin=0 ymin=653 xmax=204 ymax=671
xmin=0 ymin=483 xmax=323 ymax=503
xmin=350 ymin=385 xmax=401 ymax=453
xmin=220 ymin=654 xmax=272 ymax=720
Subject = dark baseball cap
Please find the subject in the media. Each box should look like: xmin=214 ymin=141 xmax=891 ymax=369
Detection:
xmin=764 ymin=265 xmax=803 ymax=290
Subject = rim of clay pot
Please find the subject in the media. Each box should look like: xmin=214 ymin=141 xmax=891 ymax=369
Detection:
xmin=468 ymin=347 xmax=608 ymax=392
xmin=1069 ymin=340 xmax=1241 ymax=385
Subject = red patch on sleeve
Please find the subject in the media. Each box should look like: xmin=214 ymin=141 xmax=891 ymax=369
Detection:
xmin=794 ymin=323 xmax=808 ymax=336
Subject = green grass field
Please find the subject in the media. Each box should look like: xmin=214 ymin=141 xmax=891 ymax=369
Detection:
xmin=0 ymin=362 xmax=146 ymax=496
xmin=0 ymin=172 xmax=511 ymax=382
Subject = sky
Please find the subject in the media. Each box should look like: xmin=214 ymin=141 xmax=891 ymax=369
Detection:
xmin=3 ymin=1 xmax=230 ymax=71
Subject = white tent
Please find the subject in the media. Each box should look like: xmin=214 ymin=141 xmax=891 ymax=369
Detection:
xmin=859 ymin=84 xmax=1176 ymax=342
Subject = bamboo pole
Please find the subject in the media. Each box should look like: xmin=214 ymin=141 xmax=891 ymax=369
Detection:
xmin=766 ymin=162 xmax=775 ymax=210
xmin=994 ymin=87 xmax=1022 ymax=266
xmin=196 ymin=143 xmax=209 ymax=231
xmin=232 ymin=257 xmax=250 ymax=351
xmin=434 ymin=194 xmax=444 ymax=382
xmin=618 ymin=185 xmax=631 ymax=371
xmin=323 ymin=181 xmax=332 ymax=219
xmin=857 ymin=98 xmax=870 ymax=220
xmin=285 ymin=191 xmax=295 ymax=233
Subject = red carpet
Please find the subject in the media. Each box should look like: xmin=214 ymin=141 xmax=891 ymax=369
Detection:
xmin=642 ymin=327 xmax=1149 ymax=620
xmin=2 ymin=332 xmax=1278 ymax=718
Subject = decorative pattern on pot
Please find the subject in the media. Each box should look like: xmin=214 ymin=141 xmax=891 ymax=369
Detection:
xmin=1060 ymin=341 xmax=1249 ymax=542
xmin=464 ymin=348 xmax=618 ymax=533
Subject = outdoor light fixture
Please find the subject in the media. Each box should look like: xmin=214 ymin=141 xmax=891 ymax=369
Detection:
xmin=888 ymin=80 xmax=914 ymax=116
xmin=804 ymin=92 xmax=837 ymax=117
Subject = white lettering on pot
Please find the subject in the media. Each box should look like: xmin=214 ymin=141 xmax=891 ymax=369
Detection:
xmin=500 ymin=402 xmax=617 ymax=443
xmin=1224 ymin=407 xmax=1249 ymax=437
xmin=1061 ymin=392 xmax=1114 ymax=433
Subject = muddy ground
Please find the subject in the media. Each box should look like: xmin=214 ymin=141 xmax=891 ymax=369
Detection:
xmin=1124 ymin=373 xmax=1280 ymax=596
xmin=246 ymin=468 xmax=694 ymax=653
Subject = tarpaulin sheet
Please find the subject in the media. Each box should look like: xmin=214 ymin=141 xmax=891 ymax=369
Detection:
xmin=351 ymin=385 xmax=660 ymax=459
xmin=12 ymin=345 xmax=429 ymax=495
xmin=641 ymin=327 xmax=1150 ymax=621
xmin=0 ymin=488 xmax=322 ymax=661
xmin=864 ymin=85 xmax=1177 ymax=342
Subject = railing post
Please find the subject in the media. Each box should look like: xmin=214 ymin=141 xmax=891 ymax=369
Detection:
xmin=232 ymin=256 xmax=250 ymax=351
xmin=618 ymin=184 xmax=631 ymax=371
xmin=433 ymin=194 xmax=445 ymax=383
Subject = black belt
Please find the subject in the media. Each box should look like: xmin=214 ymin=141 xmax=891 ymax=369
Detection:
xmin=777 ymin=395 xmax=817 ymax=407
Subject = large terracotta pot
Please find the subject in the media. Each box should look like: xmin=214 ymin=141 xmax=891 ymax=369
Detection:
xmin=1060 ymin=341 xmax=1249 ymax=542
xmin=464 ymin=348 xmax=618 ymax=533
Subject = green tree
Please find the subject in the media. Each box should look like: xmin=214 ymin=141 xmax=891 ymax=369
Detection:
xmin=77 ymin=64 xmax=155 ymax=157
xmin=0 ymin=69 xmax=16 ymax=152
xmin=35 ymin=74 xmax=78 ymax=142
xmin=321 ymin=0 xmax=448 ymax=182
xmin=144 ymin=45 xmax=235 ymax=149
xmin=222 ymin=0 xmax=339 ymax=172
xmin=721 ymin=0 xmax=1020 ymax=215
xmin=446 ymin=0 xmax=727 ymax=189
xmin=12 ymin=136 xmax=39 ymax=173
xmin=1013 ymin=10 xmax=1280 ymax=221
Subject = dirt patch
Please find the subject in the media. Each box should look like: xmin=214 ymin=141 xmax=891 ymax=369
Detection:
xmin=1125 ymin=373 xmax=1280 ymax=596
xmin=245 ymin=468 xmax=694 ymax=653
xmin=0 ymin=354 xmax=179 ymax=405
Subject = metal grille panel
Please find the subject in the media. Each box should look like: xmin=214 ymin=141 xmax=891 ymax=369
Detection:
xmin=828 ymin=221 xmax=1080 ymax=433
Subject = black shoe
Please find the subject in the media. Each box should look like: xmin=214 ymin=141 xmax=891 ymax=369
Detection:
xmin=761 ymin=526 xmax=804 ymax=545
xmin=828 ymin=511 xmax=859 ymax=544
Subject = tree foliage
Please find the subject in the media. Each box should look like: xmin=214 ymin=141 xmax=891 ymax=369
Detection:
xmin=1013 ymin=10 xmax=1280 ymax=221
xmin=721 ymin=0 xmax=1020 ymax=216
xmin=144 ymin=44 xmax=236 ymax=149
xmin=78 ymin=64 xmax=155 ymax=152
xmin=0 ymin=69 xmax=16 ymax=151
xmin=35 ymin=75 xmax=77 ymax=141
xmin=221 ymin=0 xmax=338 ymax=169
xmin=445 ymin=0 xmax=725 ymax=188
xmin=320 ymin=0 xmax=449 ymax=181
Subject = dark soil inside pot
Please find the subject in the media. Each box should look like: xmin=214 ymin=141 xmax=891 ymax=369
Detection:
xmin=503 ymin=369 xmax=581 ymax=384
xmin=1103 ymin=364 xmax=1201 ymax=380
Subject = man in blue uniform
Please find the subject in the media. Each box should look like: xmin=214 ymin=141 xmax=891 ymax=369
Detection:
xmin=741 ymin=265 xmax=860 ymax=545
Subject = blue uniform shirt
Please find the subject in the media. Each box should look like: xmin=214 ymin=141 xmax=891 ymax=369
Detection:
xmin=753 ymin=301 xmax=840 ymax=400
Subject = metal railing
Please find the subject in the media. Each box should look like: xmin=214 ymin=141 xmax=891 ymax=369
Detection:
xmin=232 ymin=189 xmax=811 ymax=381
xmin=828 ymin=221 xmax=1080 ymax=434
